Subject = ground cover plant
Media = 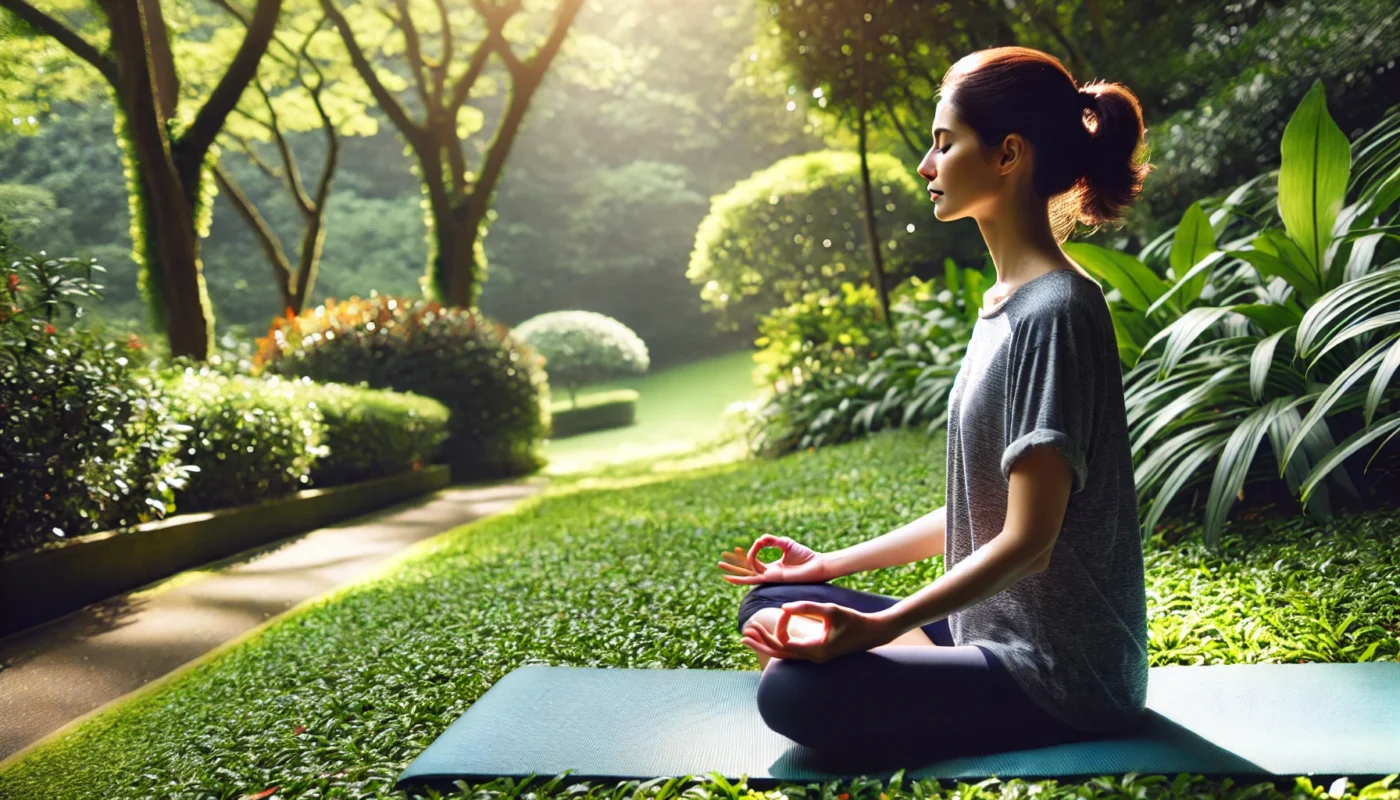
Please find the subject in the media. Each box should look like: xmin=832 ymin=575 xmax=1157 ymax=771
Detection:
xmin=1 ymin=427 xmax=1396 ymax=799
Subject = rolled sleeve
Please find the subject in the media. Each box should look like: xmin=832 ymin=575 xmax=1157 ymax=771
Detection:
xmin=1001 ymin=308 xmax=1095 ymax=494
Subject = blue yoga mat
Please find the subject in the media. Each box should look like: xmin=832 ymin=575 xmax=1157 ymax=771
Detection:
xmin=397 ymin=662 xmax=1400 ymax=792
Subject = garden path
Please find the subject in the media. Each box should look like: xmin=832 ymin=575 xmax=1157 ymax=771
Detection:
xmin=0 ymin=479 xmax=545 ymax=764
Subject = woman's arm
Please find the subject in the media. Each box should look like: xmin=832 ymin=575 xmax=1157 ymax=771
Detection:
xmin=823 ymin=506 xmax=946 ymax=579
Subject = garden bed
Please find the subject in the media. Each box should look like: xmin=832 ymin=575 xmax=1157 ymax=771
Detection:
xmin=0 ymin=465 xmax=450 ymax=637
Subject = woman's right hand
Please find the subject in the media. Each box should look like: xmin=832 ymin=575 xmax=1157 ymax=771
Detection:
xmin=717 ymin=535 xmax=833 ymax=585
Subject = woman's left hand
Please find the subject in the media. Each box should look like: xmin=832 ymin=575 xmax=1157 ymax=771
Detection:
xmin=741 ymin=602 xmax=896 ymax=664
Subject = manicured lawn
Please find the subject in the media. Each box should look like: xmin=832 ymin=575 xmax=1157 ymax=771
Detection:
xmin=542 ymin=348 xmax=761 ymax=477
xmin=2 ymin=425 xmax=1398 ymax=799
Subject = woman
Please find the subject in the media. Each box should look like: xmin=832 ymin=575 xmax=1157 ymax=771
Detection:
xmin=716 ymin=46 xmax=1153 ymax=767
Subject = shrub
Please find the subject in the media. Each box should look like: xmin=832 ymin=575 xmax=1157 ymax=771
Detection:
xmin=0 ymin=238 xmax=186 ymax=555
xmin=253 ymin=296 xmax=550 ymax=481
xmin=300 ymin=382 xmax=450 ymax=487
xmin=163 ymin=371 xmax=328 ymax=513
xmin=686 ymin=149 xmax=982 ymax=332
xmin=511 ymin=310 xmax=649 ymax=407
xmin=1065 ymin=83 xmax=1400 ymax=549
xmin=741 ymin=260 xmax=987 ymax=458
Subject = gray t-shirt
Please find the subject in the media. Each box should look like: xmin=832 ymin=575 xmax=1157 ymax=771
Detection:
xmin=943 ymin=267 xmax=1149 ymax=734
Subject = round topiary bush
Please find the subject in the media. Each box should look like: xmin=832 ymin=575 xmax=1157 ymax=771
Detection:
xmin=253 ymin=296 xmax=550 ymax=482
xmin=511 ymin=310 xmax=650 ymax=408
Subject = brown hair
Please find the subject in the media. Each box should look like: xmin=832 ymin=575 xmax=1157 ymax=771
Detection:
xmin=940 ymin=46 xmax=1152 ymax=242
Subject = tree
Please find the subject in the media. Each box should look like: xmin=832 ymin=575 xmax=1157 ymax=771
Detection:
xmin=211 ymin=10 xmax=341 ymax=316
xmin=0 ymin=0 xmax=284 ymax=359
xmin=317 ymin=0 xmax=586 ymax=309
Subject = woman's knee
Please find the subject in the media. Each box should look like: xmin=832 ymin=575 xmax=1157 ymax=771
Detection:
xmin=736 ymin=584 xmax=785 ymax=632
xmin=755 ymin=660 xmax=835 ymax=749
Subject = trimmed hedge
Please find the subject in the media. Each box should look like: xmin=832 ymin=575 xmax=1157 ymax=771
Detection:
xmin=255 ymin=296 xmax=551 ymax=482
xmin=547 ymin=389 xmax=639 ymax=438
xmin=303 ymin=381 xmax=450 ymax=487
xmin=163 ymin=371 xmax=328 ymax=513
xmin=163 ymin=371 xmax=453 ymax=513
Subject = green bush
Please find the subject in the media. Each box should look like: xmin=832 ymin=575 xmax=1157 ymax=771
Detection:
xmin=300 ymin=382 xmax=450 ymax=487
xmin=163 ymin=371 xmax=328 ymax=513
xmin=0 ymin=239 xmax=186 ymax=556
xmin=687 ymin=149 xmax=982 ymax=332
xmin=1066 ymin=83 xmax=1400 ymax=549
xmin=741 ymin=260 xmax=988 ymax=458
xmin=254 ymin=295 xmax=551 ymax=481
xmin=511 ymin=310 xmax=649 ymax=407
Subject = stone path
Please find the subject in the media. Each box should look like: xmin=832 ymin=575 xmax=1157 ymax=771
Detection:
xmin=0 ymin=479 xmax=545 ymax=764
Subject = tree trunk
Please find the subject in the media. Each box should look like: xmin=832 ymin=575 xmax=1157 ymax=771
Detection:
xmin=108 ymin=3 xmax=212 ymax=359
xmin=855 ymin=62 xmax=894 ymax=339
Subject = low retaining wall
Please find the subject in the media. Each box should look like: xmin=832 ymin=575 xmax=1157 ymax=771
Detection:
xmin=0 ymin=465 xmax=451 ymax=637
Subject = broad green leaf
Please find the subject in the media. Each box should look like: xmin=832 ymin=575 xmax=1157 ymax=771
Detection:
xmin=1250 ymin=328 xmax=1295 ymax=403
xmin=1282 ymin=335 xmax=1396 ymax=470
xmin=1204 ymin=398 xmax=1292 ymax=549
xmin=1063 ymin=242 xmax=1171 ymax=314
xmin=1299 ymin=409 xmax=1400 ymax=505
xmin=1145 ymin=306 xmax=1234 ymax=378
xmin=1364 ymin=336 xmax=1400 ymax=427
xmin=1170 ymin=202 xmax=1217 ymax=305
xmin=1278 ymin=80 xmax=1350 ymax=275
xmin=1233 ymin=302 xmax=1304 ymax=336
xmin=1148 ymin=251 xmax=1228 ymax=317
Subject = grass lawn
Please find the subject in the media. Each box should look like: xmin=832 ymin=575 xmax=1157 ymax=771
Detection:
xmin=541 ymin=348 xmax=762 ymax=478
xmin=2 ymin=421 xmax=1398 ymax=798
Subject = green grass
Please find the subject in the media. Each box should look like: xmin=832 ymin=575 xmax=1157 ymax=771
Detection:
xmin=541 ymin=348 xmax=762 ymax=477
xmin=2 ymin=426 xmax=1398 ymax=799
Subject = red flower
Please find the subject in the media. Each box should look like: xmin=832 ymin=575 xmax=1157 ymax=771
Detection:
xmin=6 ymin=273 xmax=18 ymax=291
xmin=44 ymin=323 xmax=56 ymax=334
xmin=126 ymin=333 xmax=145 ymax=350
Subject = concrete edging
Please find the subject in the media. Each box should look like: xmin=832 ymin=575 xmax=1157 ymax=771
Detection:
xmin=0 ymin=465 xmax=451 ymax=637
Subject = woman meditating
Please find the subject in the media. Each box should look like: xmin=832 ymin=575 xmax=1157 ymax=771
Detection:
xmin=716 ymin=46 xmax=1152 ymax=766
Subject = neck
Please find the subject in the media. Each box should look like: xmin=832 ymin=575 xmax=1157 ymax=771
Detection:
xmin=973 ymin=189 xmax=1068 ymax=285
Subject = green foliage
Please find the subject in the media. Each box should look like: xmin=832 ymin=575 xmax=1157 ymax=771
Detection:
xmin=0 ymin=182 xmax=75 ymax=253
xmin=740 ymin=261 xmax=988 ymax=458
xmin=162 ymin=370 xmax=328 ymax=513
xmin=1132 ymin=0 xmax=1400 ymax=239
xmin=1 ymin=425 xmax=1397 ymax=798
xmin=302 ymin=381 xmax=451 ymax=487
xmin=0 ymin=237 xmax=186 ymax=555
xmin=1064 ymin=83 xmax=1400 ymax=550
xmin=254 ymin=295 xmax=551 ymax=481
xmin=687 ymin=149 xmax=975 ymax=332
xmin=751 ymin=281 xmax=891 ymax=392
xmin=512 ymin=310 xmax=650 ymax=403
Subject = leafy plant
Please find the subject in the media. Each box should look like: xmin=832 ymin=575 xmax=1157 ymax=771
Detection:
xmin=0 ymin=234 xmax=186 ymax=554
xmin=1066 ymin=83 xmax=1400 ymax=549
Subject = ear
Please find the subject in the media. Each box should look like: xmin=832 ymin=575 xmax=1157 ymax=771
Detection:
xmin=996 ymin=133 xmax=1029 ymax=176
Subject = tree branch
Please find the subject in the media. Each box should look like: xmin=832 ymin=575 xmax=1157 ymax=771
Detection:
xmin=432 ymin=0 xmax=452 ymax=108
xmin=0 ymin=0 xmax=117 ymax=83
xmin=319 ymin=0 xmax=424 ymax=146
xmin=881 ymin=97 xmax=924 ymax=162
xmin=386 ymin=0 xmax=432 ymax=110
xmin=182 ymin=0 xmax=284 ymax=159
xmin=213 ymin=160 xmax=295 ymax=311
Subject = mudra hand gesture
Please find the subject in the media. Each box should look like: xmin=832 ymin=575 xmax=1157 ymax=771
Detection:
xmin=715 ymin=534 xmax=831 ymax=585
xmin=741 ymin=602 xmax=894 ymax=664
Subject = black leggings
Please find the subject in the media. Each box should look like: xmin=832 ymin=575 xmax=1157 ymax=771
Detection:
xmin=737 ymin=581 xmax=1102 ymax=768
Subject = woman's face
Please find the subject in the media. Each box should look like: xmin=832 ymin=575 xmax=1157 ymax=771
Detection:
xmin=916 ymin=97 xmax=1013 ymax=222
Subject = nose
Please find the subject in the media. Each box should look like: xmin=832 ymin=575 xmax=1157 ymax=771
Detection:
xmin=917 ymin=147 xmax=938 ymax=181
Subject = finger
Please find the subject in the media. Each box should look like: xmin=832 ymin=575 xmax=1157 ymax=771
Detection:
xmin=716 ymin=561 xmax=756 ymax=577
xmin=746 ymin=535 xmax=783 ymax=573
xmin=750 ymin=621 xmax=809 ymax=657
xmin=741 ymin=635 xmax=787 ymax=661
xmin=721 ymin=574 xmax=760 ymax=585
